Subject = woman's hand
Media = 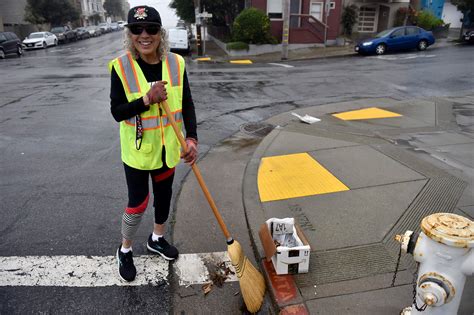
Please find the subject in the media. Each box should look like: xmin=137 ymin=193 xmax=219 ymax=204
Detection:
xmin=145 ymin=81 xmax=168 ymax=106
xmin=182 ymin=138 xmax=198 ymax=165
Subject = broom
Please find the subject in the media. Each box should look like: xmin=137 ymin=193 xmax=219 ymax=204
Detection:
xmin=161 ymin=100 xmax=266 ymax=312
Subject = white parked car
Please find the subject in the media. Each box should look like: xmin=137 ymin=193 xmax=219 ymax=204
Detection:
xmin=168 ymin=28 xmax=190 ymax=54
xmin=23 ymin=32 xmax=58 ymax=49
xmin=117 ymin=21 xmax=126 ymax=29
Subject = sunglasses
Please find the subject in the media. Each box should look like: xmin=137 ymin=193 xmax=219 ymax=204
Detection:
xmin=129 ymin=24 xmax=161 ymax=35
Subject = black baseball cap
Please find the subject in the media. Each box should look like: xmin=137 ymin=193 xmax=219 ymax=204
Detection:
xmin=126 ymin=6 xmax=162 ymax=26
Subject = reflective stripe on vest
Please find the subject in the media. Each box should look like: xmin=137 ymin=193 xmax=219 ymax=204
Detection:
xmin=165 ymin=53 xmax=181 ymax=87
xmin=124 ymin=110 xmax=183 ymax=130
xmin=118 ymin=52 xmax=181 ymax=94
xmin=118 ymin=53 xmax=141 ymax=94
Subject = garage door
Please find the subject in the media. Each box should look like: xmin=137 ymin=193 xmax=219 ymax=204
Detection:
xmin=358 ymin=6 xmax=377 ymax=32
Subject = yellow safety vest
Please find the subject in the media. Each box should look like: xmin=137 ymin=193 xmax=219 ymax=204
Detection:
xmin=109 ymin=52 xmax=185 ymax=170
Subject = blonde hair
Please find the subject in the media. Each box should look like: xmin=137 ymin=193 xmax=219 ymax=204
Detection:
xmin=123 ymin=27 xmax=169 ymax=60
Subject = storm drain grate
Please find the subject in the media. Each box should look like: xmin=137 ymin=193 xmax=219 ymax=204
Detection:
xmin=384 ymin=176 xmax=467 ymax=253
xmin=294 ymin=244 xmax=396 ymax=286
xmin=240 ymin=122 xmax=274 ymax=137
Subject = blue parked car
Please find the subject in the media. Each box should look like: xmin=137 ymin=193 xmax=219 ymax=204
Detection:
xmin=355 ymin=26 xmax=435 ymax=55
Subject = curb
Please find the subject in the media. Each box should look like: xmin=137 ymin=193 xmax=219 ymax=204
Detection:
xmin=242 ymin=127 xmax=310 ymax=314
xmin=262 ymin=260 xmax=310 ymax=314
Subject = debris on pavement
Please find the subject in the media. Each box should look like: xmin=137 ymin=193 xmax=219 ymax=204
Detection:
xmin=291 ymin=112 xmax=321 ymax=124
xmin=202 ymin=282 xmax=213 ymax=295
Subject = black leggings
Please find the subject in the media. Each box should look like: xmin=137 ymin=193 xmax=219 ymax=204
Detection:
xmin=123 ymin=162 xmax=175 ymax=225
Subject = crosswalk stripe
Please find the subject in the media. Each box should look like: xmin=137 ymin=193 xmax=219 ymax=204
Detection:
xmin=0 ymin=252 xmax=237 ymax=287
xmin=175 ymin=252 xmax=237 ymax=286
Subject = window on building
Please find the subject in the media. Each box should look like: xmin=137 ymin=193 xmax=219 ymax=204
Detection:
xmin=268 ymin=0 xmax=283 ymax=19
xmin=310 ymin=1 xmax=323 ymax=21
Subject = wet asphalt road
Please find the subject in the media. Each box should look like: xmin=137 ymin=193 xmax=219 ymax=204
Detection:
xmin=0 ymin=30 xmax=473 ymax=313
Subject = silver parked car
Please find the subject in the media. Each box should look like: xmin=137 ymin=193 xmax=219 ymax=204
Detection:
xmin=85 ymin=26 xmax=102 ymax=37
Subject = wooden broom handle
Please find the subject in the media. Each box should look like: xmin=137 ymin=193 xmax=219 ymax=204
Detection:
xmin=160 ymin=100 xmax=232 ymax=241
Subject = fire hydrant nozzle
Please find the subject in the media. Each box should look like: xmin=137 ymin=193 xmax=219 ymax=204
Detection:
xmin=394 ymin=230 xmax=414 ymax=254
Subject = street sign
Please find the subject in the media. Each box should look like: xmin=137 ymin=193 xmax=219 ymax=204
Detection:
xmin=197 ymin=12 xmax=213 ymax=18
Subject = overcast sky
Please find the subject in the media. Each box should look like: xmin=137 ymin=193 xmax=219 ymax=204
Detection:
xmin=128 ymin=0 xmax=179 ymax=28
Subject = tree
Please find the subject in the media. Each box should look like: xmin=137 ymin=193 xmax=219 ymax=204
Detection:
xmin=169 ymin=0 xmax=244 ymax=26
xmin=450 ymin=0 xmax=474 ymax=36
xmin=451 ymin=0 xmax=474 ymax=13
xmin=103 ymin=0 xmax=124 ymax=19
xmin=169 ymin=0 xmax=196 ymax=24
xmin=341 ymin=5 xmax=357 ymax=36
xmin=24 ymin=0 xmax=80 ymax=26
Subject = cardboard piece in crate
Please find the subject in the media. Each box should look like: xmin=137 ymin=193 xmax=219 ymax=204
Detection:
xmin=259 ymin=218 xmax=311 ymax=275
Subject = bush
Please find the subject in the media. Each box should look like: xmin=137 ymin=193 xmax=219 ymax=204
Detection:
xmin=232 ymin=8 xmax=276 ymax=44
xmin=226 ymin=41 xmax=249 ymax=50
xmin=341 ymin=5 xmax=357 ymax=36
xmin=416 ymin=10 xmax=444 ymax=30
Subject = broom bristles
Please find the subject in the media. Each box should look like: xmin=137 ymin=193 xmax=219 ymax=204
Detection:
xmin=228 ymin=240 xmax=266 ymax=313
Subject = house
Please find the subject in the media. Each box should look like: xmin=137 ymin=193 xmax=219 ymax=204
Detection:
xmin=249 ymin=0 xmax=343 ymax=44
xmin=0 ymin=0 xmax=37 ymax=38
xmin=248 ymin=0 xmax=413 ymax=44
xmin=442 ymin=0 xmax=463 ymax=28
xmin=345 ymin=0 xmax=410 ymax=36
xmin=420 ymin=0 xmax=445 ymax=19
xmin=77 ymin=0 xmax=108 ymax=26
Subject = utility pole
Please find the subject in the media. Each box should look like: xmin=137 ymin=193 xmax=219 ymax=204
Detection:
xmin=281 ymin=0 xmax=290 ymax=60
xmin=194 ymin=0 xmax=203 ymax=56
xmin=324 ymin=0 xmax=330 ymax=47
xmin=202 ymin=6 xmax=206 ymax=56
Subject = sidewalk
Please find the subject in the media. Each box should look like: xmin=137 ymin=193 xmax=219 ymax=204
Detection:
xmin=175 ymin=95 xmax=474 ymax=313
xmin=192 ymin=35 xmax=460 ymax=63
xmin=243 ymin=96 xmax=474 ymax=314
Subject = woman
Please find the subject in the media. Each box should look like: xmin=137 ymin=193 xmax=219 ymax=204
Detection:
xmin=109 ymin=5 xmax=197 ymax=282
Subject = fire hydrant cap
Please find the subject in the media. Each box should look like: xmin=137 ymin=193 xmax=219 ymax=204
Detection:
xmin=421 ymin=213 xmax=474 ymax=248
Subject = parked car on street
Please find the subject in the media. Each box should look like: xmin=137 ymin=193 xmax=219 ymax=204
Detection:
xmin=98 ymin=23 xmax=111 ymax=33
xmin=168 ymin=27 xmax=190 ymax=55
xmin=50 ymin=26 xmax=77 ymax=43
xmin=117 ymin=21 xmax=126 ymax=29
xmin=355 ymin=26 xmax=435 ymax=55
xmin=85 ymin=25 xmax=102 ymax=37
xmin=23 ymin=32 xmax=58 ymax=49
xmin=463 ymin=28 xmax=474 ymax=44
xmin=0 ymin=31 xmax=23 ymax=59
xmin=110 ymin=22 xmax=119 ymax=32
xmin=75 ymin=27 xmax=90 ymax=40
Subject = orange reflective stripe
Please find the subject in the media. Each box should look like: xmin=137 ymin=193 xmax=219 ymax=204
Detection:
xmin=117 ymin=58 xmax=131 ymax=94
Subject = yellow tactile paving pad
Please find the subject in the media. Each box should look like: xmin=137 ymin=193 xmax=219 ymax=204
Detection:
xmin=258 ymin=153 xmax=349 ymax=202
xmin=230 ymin=60 xmax=253 ymax=64
xmin=332 ymin=107 xmax=402 ymax=120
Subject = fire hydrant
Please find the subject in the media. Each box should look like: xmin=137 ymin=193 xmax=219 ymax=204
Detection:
xmin=395 ymin=213 xmax=473 ymax=315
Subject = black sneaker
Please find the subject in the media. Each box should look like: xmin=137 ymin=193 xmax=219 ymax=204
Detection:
xmin=147 ymin=234 xmax=179 ymax=260
xmin=116 ymin=246 xmax=136 ymax=282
